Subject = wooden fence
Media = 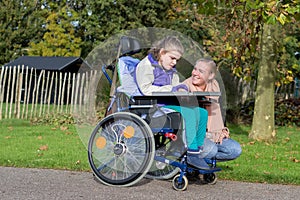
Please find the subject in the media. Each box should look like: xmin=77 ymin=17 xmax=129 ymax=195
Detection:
xmin=0 ymin=65 xmax=99 ymax=119
xmin=233 ymin=76 xmax=298 ymax=105
xmin=0 ymin=65 xmax=298 ymax=120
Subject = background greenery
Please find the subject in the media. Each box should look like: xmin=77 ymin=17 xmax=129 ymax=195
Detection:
xmin=1 ymin=0 xmax=299 ymax=124
xmin=1 ymin=0 xmax=299 ymax=81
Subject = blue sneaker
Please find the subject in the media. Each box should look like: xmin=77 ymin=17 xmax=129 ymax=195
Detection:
xmin=187 ymin=149 xmax=210 ymax=170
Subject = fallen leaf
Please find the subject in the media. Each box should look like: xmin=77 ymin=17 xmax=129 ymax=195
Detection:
xmin=39 ymin=145 xmax=48 ymax=151
xmin=60 ymin=126 xmax=68 ymax=131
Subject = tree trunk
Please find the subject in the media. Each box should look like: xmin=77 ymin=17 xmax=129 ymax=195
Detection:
xmin=249 ymin=24 xmax=277 ymax=141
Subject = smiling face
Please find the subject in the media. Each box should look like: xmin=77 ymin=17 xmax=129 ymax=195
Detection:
xmin=191 ymin=61 xmax=215 ymax=89
xmin=158 ymin=49 xmax=182 ymax=70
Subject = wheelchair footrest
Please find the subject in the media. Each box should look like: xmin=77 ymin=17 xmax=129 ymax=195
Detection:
xmin=197 ymin=167 xmax=222 ymax=174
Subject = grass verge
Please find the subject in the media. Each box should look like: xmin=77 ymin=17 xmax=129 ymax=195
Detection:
xmin=219 ymin=124 xmax=300 ymax=185
xmin=0 ymin=119 xmax=89 ymax=171
xmin=0 ymin=119 xmax=299 ymax=185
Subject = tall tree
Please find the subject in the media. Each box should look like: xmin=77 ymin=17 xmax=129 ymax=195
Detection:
xmin=28 ymin=5 xmax=82 ymax=56
xmin=249 ymin=1 xmax=299 ymax=141
xmin=249 ymin=23 xmax=277 ymax=141
xmin=183 ymin=0 xmax=299 ymax=141
xmin=78 ymin=0 xmax=172 ymax=58
xmin=0 ymin=0 xmax=46 ymax=64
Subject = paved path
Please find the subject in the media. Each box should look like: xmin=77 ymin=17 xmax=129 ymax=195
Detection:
xmin=1 ymin=166 xmax=300 ymax=200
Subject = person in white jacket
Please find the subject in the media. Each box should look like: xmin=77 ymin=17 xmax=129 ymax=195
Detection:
xmin=135 ymin=36 xmax=212 ymax=170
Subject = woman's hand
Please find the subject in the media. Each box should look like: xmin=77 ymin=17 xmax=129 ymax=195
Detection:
xmin=209 ymin=127 xmax=230 ymax=144
xmin=216 ymin=127 xmax=230 ymax=144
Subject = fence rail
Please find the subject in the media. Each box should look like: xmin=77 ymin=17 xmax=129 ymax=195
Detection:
xmin=232 ymin=77 xmax=298 ymax=104
xmin=0 ymin=65 xmax=298 ymax=120
xmin=0 ymin=66 xmax=98 ymax=120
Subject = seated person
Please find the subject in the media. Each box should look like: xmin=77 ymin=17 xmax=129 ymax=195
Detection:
xmin=183 ymin=58 xmax=242 ymax=161
xmin=135 ymin=36 xmax=213 ymax=170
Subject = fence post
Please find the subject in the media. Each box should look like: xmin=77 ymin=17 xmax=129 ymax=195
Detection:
xmin=15 ymin=67 xmax=23 ymax=119
xmin=21 ymin=67 xmax=29 ymax=119
xmin=295 ymin=77 xmax=299 ymax=98
xmin=0 ymin=67 xmax=6 ymax=120
xmin=60 ymin=72 xmax=67 ymax=113
xmin=66 ymin=72 xmax=71 ymax=113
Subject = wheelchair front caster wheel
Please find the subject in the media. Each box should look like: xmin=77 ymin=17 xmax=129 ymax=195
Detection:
xmin=172 ymin=174 xmax=188 ymax=191
xmin=203 ymin=173 xmax=217 ymax=185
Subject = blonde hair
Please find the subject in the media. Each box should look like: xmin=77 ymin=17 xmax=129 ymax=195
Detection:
xmin=149 ymin=36 xmax=184 ymax=60
xmin=195 ymin=58 xmax=217 ymax=75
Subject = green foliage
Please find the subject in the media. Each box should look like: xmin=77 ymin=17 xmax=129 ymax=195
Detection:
xmin=1 ymin=0 xmax=298 ymax=85
xmin=28 ymin=6 xmax=82 ymax=57
xmin=277 ymin=24 xmax=300 ymax=83
xmin=275 ymin=98 xmax=300 ymax=126
xmin=185 ymin=0 xmax=300 ymax=85
xmin=0 ymin=0 xmax=46 ymax=64
xmin=230 ymin=98 xmax=300 ymax=127
xmin=78 ymin=0 xmax=172 ymax=58
xmin=164 ymin=0 xmax=210 ymax=44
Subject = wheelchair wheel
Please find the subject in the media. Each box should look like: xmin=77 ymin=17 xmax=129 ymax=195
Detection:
xmin=172 ymin=174 xmax=188 ymax=191
xmin=203 ymin=173 xmax=217 ymax=185
xmin=145 ymin=132 xmax=184 ymax=180
xmin=145 ymin=159 xmax=180 ymax=180
xmin=145 ymin=147 xmax=180 ymax=180
xmin=88 ymin=112 xmax=155 ymax=187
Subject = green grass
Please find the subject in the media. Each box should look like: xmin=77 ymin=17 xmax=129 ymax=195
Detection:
xmin=0 ymin=119 xmax=89 ymax=171
xmin=0 ymin=119 xmax=299 ymax=185
xmin=218 ymin=124 xmax=300 ymax=185
xmin=0 ymin=102 xmax=72 ymax=119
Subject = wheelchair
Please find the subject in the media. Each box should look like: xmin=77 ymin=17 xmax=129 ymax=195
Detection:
xmin=87 ymin=36 xmax=221 ymax=191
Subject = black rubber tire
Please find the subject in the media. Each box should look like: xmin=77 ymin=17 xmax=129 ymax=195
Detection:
xmin=203 ymin=173 xmax=218 ymax=185
xmin=172 ymin=174 xmax=188 ymax=191
xmin=88 ymin=112 xmax=155 ymax=187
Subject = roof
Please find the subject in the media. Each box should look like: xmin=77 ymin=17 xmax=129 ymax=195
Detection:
xmin=3 ymin=56 xmax=87 ymax=72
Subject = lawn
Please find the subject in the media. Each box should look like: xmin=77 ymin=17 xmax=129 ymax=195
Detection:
xmin=0 ymin=119 xmax=299 ymax=185
xmin=0 ymin=119 xmax=89 ymax=171
xmin=218 ymin=124 xmax=300 ymax=185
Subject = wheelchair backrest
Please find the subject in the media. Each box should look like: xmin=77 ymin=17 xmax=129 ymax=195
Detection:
xmin=116 ymin=56 xmax=142 ymax=97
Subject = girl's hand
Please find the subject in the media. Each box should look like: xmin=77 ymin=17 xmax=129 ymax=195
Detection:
xmin=171 ymin=84 xmax=188 ymax=92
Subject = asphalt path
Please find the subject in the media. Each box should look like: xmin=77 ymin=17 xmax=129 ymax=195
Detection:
xmin=1 ymin=166 xmax=300 ymax=200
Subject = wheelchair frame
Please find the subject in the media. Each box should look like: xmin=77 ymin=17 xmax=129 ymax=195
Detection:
xmin=87 ymin=36 xmax=221 ymax=191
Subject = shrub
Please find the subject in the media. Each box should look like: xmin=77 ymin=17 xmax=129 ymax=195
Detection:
xmin=275 ymin=98 xmax=300 ymax=126
xmin=227 ymin=98 xmax=300 ymax=126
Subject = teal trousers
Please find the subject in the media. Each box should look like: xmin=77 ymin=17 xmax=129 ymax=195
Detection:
xmin=164 ymin=105 xmax=208 ymax=150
